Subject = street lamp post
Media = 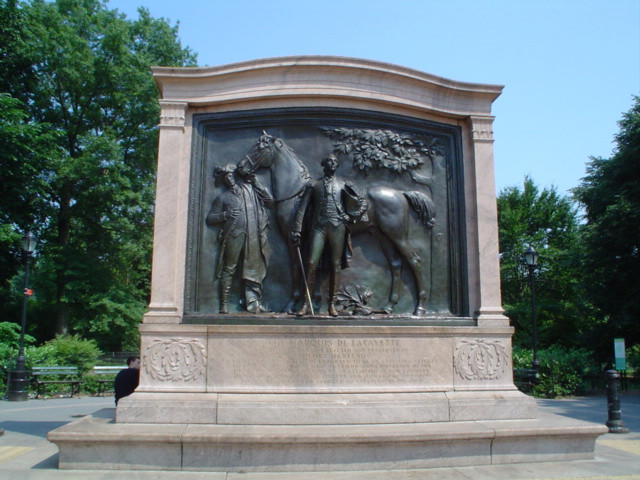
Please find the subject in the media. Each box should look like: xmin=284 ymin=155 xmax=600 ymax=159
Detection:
xmin=7 ymin=231 xmax=37 ymax=402
xmin=524 ymin=246 xmax=539 ymax=372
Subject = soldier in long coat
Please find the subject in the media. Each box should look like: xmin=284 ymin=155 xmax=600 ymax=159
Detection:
xmin=206 ymin=163 xmax=274 ymax=314
xmin=290 ymin=154 xmax=368 ymax=316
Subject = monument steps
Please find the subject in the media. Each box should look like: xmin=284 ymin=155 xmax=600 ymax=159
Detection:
xmin=49 ymin=409 xmax=606 ymax=471
xmin=114 ymin=390 xmax=538 ymax=425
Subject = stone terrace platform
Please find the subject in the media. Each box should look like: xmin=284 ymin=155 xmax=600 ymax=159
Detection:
xmin=49 ymin=407 xmax=606 ymax=472
xmin=0 ymin=395 xmax=638 ymax=479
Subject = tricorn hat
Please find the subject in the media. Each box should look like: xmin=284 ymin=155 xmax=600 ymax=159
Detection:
xmin=214 ymin=164 xmax=236 ymax=187
xmin=342 ymin=183 xmax=369 ymax=221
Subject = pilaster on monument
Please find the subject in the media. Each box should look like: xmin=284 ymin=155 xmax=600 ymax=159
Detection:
xmin=466 ymin=115 xmax=509 ymax=327
xmin=145 ymin=100 xmax=190 ymax=325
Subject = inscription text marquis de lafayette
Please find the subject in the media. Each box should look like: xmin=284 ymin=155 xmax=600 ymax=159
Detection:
xmin=229 ymin=336 xmax=436 ymax=386
xmin=205 ymin=128 xmax=447 ymax=317
xmin=268 ymin=338 xmax=401 ymax=347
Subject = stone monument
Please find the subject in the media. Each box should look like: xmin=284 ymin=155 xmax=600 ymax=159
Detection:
xmin=49 ymin=56 xmax=606 ymax=472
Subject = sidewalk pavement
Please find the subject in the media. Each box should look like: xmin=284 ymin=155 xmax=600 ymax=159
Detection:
xmin=0 ymin=393 xmax=638 ymax=479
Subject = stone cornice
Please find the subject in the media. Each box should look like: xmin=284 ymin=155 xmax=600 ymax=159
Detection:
xmin=152 ymin=56 xmax=503 ymax=119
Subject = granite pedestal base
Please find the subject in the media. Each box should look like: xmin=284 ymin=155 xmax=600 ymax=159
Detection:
xmin=114 ymin=323 xmax=536 ymax=425
xmin=116 ymin=390 xmax=537 ymax=425
xmin=49 ymin=409 xmax=607 ymax=471
xmin=47 ymin=323 xmax=607 ymax=471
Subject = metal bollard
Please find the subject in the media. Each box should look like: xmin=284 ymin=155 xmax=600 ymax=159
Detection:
xmin=604 ymin=369 xmax=629 ymax=433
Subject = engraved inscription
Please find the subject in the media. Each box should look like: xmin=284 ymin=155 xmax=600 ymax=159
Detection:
xmin=144 ymin=337 xmax=206 ymax=382
xmin=454 ymin=339 xmax=508 ymax=380
xmin=229 ymin=338 xmax=435 ymax=385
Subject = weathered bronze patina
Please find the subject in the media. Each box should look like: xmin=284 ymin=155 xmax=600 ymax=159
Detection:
xmin=205 ymin=162 xmax=274 ymax=314
xmin=184 ymin=108 xmax=466 ymax=320
xmin=289 ymin=154 xmax=368 ymax=317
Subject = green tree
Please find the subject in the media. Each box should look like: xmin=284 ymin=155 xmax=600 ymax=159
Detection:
xmin=498 ymin=177 xmax=593 ymax=349
xmin=0 ymin=94 xmax=59 ymax=327
xmin=1 ymin=0 xmax=196 ymax=350
xmin=574 ymin=96 xmax=640 ymax=357
xmin=0 ymin=0 xmax=37 ymax=100
xmin=0 ymin=0 xmax=51 ymax=320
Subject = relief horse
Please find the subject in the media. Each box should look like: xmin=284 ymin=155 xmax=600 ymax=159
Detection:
xmin=240 ymin=133 xmax=436 ymax=316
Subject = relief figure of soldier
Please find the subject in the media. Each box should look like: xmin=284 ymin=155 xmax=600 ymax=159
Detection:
xmin=290 ymin=154 xmax=368 ymax=316
xmin=206 ymin=162 xmax=274 ymax=314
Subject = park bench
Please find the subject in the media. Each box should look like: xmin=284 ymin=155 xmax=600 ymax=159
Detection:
xmin=513 ymin=368 xmax=538 ymax=393
xmin=91 ymin=365 xmax=126 ymax=396
xmin=31 ymin=366 xmax=81 ymax=399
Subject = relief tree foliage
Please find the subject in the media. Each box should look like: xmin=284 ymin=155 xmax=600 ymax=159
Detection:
xmin=320 ymin=127 xmax=444 ymax=173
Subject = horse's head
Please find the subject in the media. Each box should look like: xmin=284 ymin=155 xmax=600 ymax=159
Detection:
xmin=243 ymin=132 xmax=279 ymax=171
xmin=241 ymin=132 xmax=313 ymax=200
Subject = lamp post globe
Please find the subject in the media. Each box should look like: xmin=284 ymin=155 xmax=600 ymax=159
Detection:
xmin=524 ymin=246 xmax=539 ymax=268
xmin=22 ymin=231 xmax=36 ymax=253
xmin=7 ymin=231 xmax=37 ymax=401
xmin=524 ymin=246 xmax=539 ymax=371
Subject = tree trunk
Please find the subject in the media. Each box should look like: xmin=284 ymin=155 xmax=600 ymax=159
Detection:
xmin=55 ymin=184 xmax=72 ymax=335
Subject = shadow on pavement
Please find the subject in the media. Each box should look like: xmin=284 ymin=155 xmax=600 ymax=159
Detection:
xmin=538 ymin=398 xmax=607 ymax=422
xmin=93 ymin=408 xmax=116 ymax=420
xmin=0 ymin=421 xmax=67 ymax=438
xmin=33 ymin=453 xmax=59 ymax=469
xmin=537 ymin=394 xmax=640 ymax=432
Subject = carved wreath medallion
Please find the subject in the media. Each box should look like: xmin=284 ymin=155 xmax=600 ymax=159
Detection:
xmin=143 ymin=338 xmax=206 ymax=382
xmin=454 ymin=339 xmax=508 ymax=380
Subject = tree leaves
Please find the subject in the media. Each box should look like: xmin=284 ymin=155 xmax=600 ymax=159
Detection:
xmin=573 ymin=96 xmax=640 ymax=352
xmin=497 ymin=177 xmax=593 ymax=351
xmin=0 ymin=0 xmax=195 ymax=348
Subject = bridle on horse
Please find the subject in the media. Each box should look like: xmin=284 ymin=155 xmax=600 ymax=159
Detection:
xmin=242 ymin=154 xmax=306 ymax=204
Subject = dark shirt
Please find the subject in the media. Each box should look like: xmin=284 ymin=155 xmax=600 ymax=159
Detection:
xmin=114 ymin=368 xmax=139 ymax=405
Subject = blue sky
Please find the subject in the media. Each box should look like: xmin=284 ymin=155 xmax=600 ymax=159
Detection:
xmin=108 ymin=0 xmax=639 ymax=197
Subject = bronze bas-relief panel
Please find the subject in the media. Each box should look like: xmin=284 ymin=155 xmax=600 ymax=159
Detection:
xmin=184 ymin=108 xmax=466 ymax=321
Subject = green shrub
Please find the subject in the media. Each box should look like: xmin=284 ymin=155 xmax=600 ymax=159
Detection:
xmin=1 ymin=329 xmax=106 ymax=397
xmin=627 ymin=344 xmax=640 ymax=373
xmin=513 ymin=345 xmax=599 ymax=398
xmin=27 ymin=335 xmax=103 ymax=397
xmin=80 ymin=374 xmax=101 ymax=395
xmin=0 ymin=322 xmax=36 ymax=396
xmin=512 ymin=345 xmax=533 ymax=370
xmin=30 ymin=334 xmax=102 ymax=373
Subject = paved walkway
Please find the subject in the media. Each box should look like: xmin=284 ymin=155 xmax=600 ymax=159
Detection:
xmin=0 ymin=394 xmax=638 ymax=479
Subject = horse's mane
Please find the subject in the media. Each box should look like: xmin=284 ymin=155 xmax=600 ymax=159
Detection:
xmin=246 ymin=135 xmax=311 ymax=182
xmin=277 ymin=140 xmax=312 ymax=182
